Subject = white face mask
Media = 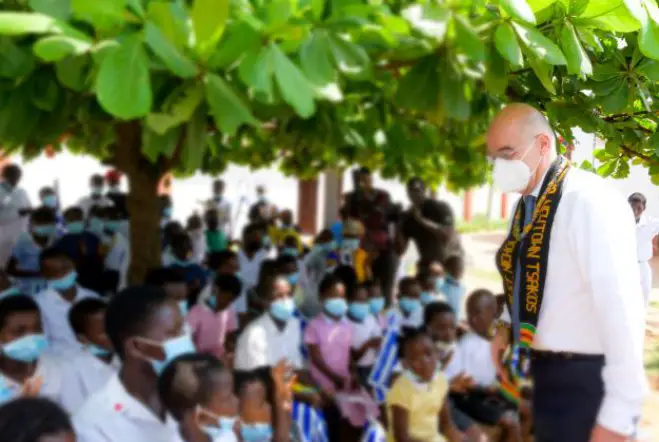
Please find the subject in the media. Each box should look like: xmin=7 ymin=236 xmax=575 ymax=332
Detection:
xmin=492 ymin=143 xmax=540 ymax=193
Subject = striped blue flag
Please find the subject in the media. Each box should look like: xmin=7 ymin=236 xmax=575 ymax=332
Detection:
xmin=292 ymin=401 xmax=328 ymax=442
xmin=362 ymin=420 xmax=386 ymax=442
xmin=294 ymin=310 xmax=309 ymax=363
xmin=368 ymin=311 xmax=400 ymax=403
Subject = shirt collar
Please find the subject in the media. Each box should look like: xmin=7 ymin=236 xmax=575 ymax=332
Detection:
xmin=322 ymin=313 xmax=346 ymax=324
xmin=529 ymin=166 xmax=551 ymax=198
xmin=105 ymin=374 xmax=178 ymax=426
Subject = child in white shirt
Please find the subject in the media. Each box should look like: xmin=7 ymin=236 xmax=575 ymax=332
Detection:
xmin=348 ymin=283 xmax=382 ymax=387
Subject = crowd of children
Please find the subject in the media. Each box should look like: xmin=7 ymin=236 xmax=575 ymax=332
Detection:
xmin=0 ymin=171 xmax=532 ymax=442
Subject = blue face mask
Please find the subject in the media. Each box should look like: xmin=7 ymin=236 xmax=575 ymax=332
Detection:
xmin=0 ymin=287 xmax=21 ymax=301
xmin=90 ymin=186 xmax=103 ymax=196
xmin=420 ymin=291 xmax=434 ymax=306
xmin=88 ymin=217 xmax=104 ymax=233
xmin=66 ymin=221 xmax=85 ymax=234
xmin=178 ymin=300 xmax=188 ymax=317
xmin=286 ymin=272 xmax=299 ymax=286
xmin=434 ymin=277 xmax=446 ymax=292
xmin=2 ymin=334 xmax=48 ymax=363
xmin=162 ymin=207 xmax=173 ymax=219
xmin=269 ymin=298 xmax=295 ymax=322
xmin=369 ymin=297 xmax=385 ymax=314
xmin=88 ymin=343 xmax=111 ymax=357
xmin=399 ymin=297 xmax=421 ymax=315
xmin=241 ymin=423 xmax=273 ymax=442
xmin=140 ymin=333 xmax=196 ymax=375
xmin=32 ymin=224 xmax=57 ymax=237
xmin=342 ymin=238 xmax=360 ymax=250
xmin=199 ymin=412 xmax=237 ymax=439
xmin=348 ymin=302 xmax=370 ymax=321
xmin=281 ymin=247 xmax=299 ymax=257
xmin=324 ymin=298 xmax=348 ymax=318
xmin=48 ymin=270 xmax=77 ymax=292
xmin=42 ymin=195 xmax=58 ymax=208
xmin=104 ymin=220 xmax=121 ymax=233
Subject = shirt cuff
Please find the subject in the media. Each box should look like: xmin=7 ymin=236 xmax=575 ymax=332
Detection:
xmin=596 ymin=395 xmax=642 ymax=436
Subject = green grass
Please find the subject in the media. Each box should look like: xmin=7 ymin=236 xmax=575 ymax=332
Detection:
xmin=457 ymin=214 xmax=508 ymax=234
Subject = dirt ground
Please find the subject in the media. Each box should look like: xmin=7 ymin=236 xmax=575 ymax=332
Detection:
xmin=460 ymin=233 xmax=659 ymax=440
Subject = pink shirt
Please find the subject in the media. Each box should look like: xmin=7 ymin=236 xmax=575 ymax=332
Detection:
xmin=304 ymin=315 xmax=353 ymax=392
xmin=187 ymin=304 xmax=238 ymax=358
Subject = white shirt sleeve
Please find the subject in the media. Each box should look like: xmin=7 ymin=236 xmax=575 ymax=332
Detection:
xmin=570 ymin=189 xmax=648 ymax=435
xmin=234 ymin=324 xmax=267 ymax=371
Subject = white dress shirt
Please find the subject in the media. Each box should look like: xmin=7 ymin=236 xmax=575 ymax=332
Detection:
xmin=0 ymin=184 xmax=30 ymax=267
xmin=456 ymin=332 xmax=497 ymax=387
xmin=501 ymin=167 xmax=647 ymax=435
xmin=391 ymin=306 xmax=424 ymax=330
xmin=350 ymin=315 xmax=382 ymax=367
xmin=36 ymin=285 xmax=100 ymax=351
xmin=211 ymin=198 xmax=232 ymax=236
xmin=77 ymin=195 xmax=114 ymax=217
xmin=635 ymin=215 xmax=659 ymax=262
xmin=104 ymin=232 xmax=130 ymax=291
xmin=234 ymin=312 xmax=303 ymax=371
xmin=74 ymin=374 xmax=184 ymax=442
xmin=59 ymin=348 xmax=118 ymax=413
xmin=0 ymin=352 xmax=63 ymax=407
xmin=238 ymin=249 xmax=268 ymax=290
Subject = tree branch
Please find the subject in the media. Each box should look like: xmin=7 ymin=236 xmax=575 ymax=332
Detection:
xmin=602 ymin=110 xmax=659 ymax=122
xmin=620 ymin=145 xmax=659 ymax=166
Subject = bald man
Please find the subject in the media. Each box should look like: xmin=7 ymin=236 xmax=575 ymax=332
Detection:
xmin=488 ymin=104 xmax=647 ymax=442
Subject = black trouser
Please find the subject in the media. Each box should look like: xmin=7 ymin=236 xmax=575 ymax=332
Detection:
xmin=372 ymin=249 xmax=398 ymax=306
xmin=532 ymin=352 xmax=604 ymax=442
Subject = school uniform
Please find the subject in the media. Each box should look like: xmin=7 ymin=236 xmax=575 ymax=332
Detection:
xmin=349 ymin=314 xmax=382 ymax=385
xmin=0 ymin=183 xmax=30 ymax=267
xmin=74 ymin=374 xmax=184 ymax=442
xmin=58 ymin=347 xmax=118 ymax=413
xmin=500 ymin=167 xmax=647 ymax=439
xmin=104 ymin=231 xmax=130 ymax=292
xmin=237 ymin=249 xmax=269 ymax=290
xmin=0 ymin=352 xmax=63 ymax=407
xmin=9 ymin=232 xmax=50 ymax=295
xmin=635 ymin=215 xmax=659 ymax=305
xmin=36 ymin=285 xmax=100 ymax=351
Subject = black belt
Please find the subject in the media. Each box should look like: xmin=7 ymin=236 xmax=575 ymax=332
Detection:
xmin=531 ymin=350 xmax=604 ymax=362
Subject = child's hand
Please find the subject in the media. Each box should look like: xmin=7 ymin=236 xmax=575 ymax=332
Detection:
xmin=449 ymin=373 xmax=474 ymax=394
xmin=21 ymin=376 xmax=43 ymax=397
xmin=272 ymin=360 xmax=296 ymax=411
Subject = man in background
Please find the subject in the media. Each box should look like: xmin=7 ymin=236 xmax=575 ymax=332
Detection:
xmin=0 ymin=164 xmax=31 ymax=267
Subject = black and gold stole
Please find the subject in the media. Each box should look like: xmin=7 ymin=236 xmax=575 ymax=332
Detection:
xmin=494 ymin=157 xmax=570 ymax=402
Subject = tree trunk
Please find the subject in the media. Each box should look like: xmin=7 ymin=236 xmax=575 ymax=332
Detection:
xmin=114 ymin=121 xmax=167 ymax=284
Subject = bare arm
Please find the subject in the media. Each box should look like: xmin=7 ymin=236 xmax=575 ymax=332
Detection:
xmin=394 ymin=219 xmax=409 ymax=256
xmin=391 ymin=405 xmax=425 ymax=442
xmin=412 ymin=208 xmax=454 ymax=240
xmin=439 ymin=400 xmax=462 ymax=442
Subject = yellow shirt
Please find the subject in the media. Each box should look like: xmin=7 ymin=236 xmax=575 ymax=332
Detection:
xmin=268 ymin=225 xmax=303 ymax=251
xmin=386 ymin=372 xmax=448 ymax=442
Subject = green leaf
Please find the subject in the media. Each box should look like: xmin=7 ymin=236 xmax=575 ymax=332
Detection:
xmin=527 ymin=57 xmax=556 ymax=93
xmin=328 ymin=35 xmax=371 ymax=78
xmin=300 ymin=31 xmax=336 ymax=86
xmin=142 ymin=126 xmax=180 ymax=163
xmin=96 ymin=36 xmax=152 ymax=119
xmin=639 ymin=15 xmax=659 ymax=60
xmin=0 ymin=39 xmax=36 ymax=78
xmin=146 ymin=84 xmax=204 ymax=135
xmin=33 ymin=36 xmax=91 ymax=62
xmin=144 ymin=22 xmax=199 ymax=78
xmin=484 ymin=44 xmax=509 ymax=95
xmin=560 ymin=23 xmax=592 ymax=77
xmin=271 ymin=44 xmax=316 ymax=118
xmin=147 ymin=1 xmax=190 ymax=51
xmin=637 ymin=58 xmax=659 ymax=80
xmin=528 ymin=0 xmax=556 ymax=11
xmin=578 ymin=0 xmax=641 ymax=32
xmin=622 ymin=0 xmax=646 ymax=24
xmin=205 ymin=73 xmax=258 ymax=135
xmin=440 ymin=65 xmax=470 ymax=121
xmin=500 ymin=0 xmax=536 ymax=24
xmin=238 ymin=49 xmax=275 ymax=102
xmin=401 ymin=3 xmax=450 ymax=41
xmin=71 ymin=0 xmax=127 ymax=30
xmin=29 ymin=0 xmax=70 ymax=20
xmin=208 ymin=20 xmax=261 ymax=69
xmin=55 ymin=55 xmax=90 ymax=90
xmin=312 ymin=0 xmax=325 ymax=20
xmin=395 ymin=55 xmax=439 ymax=111
xmin=597 ymin=159 xmax=617 ymax=177
xmin=576 ymin=27 xmax=603 ymax=52
xmin=191 ymin=0 xmax=229 ymax=60
xmin=454 ymin=15 xmax=485 ymax=61
xmin=126 ymin=0 xmax=145 ymax=19
xmin=0 ymin=12 xmax=89 ymax=40
xmin=182 ymin=107 xmax=208 ymax=172
xmin=599 ymin=78 xmax=630 ymax=113
xmin=494 ymin=23 xmax=523 ymax=67
xmin=31 ymin=75 xmax=59 ymax=111
xmin=512 ymin=22 xmax=567 ymax=65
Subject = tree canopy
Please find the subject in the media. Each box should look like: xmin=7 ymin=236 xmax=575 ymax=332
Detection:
xmin=1 ymin=0 xmax=659 ymax=190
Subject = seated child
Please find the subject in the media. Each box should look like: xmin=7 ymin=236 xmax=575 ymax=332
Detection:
xmin=86 ymin=205 xmax=106 ymax=237
xmin=37 ymin=247 xmax=100 ymax=351
xmin=276 ymin=255 xmax=300 ymax=290
xmin=0 ymin=397 xmax=75 ymax=441
xmin=279 ymin=234 xmax=301 ymax=259
xmin=100 ymin=205 xmax=130 ymax=294
xmin=61 ymin=298 xmax=117 ymax=411
xmin=417 ymin=267 xmax=447 ymax=307
xmin=0 ymin=295 xmax=63 ymax=407
xmin=144 ymin=267 xmax=190 ymax=318
xmin=159 ymin=353 xmax=240 ymax=442
xmin=393 ymin=277 xmax=424 ymax=329
xmin=451 ymin=290 xmax=522 ymax=442
xmin=187 ymin=274 xmax=241 ymax=359
xmin=386 ymin=328 xmax=461 ymax=442
xmin=337 ymin=220 xmax=371 ymax=283
xmin=439 ymin=255 xmax=466 ymax=318
xmin=348 ymin=282 xmax=382 ymax=387
xmin=7 ymin=206 xmax=57 ymax=295
xmin=366 ymin=280 xmax=386 ymax=330
xmin=305 ymin=274 xmax=379 ymax=440
xmin=239 ymin=375 xmax=273 ymax=442
xmin=424 ymin=302 xmax=487 ymax=442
